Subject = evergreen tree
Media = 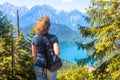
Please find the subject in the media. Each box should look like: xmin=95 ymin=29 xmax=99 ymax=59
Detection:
xmin=13 ymin=33 xmax=35 ymax=79
xmin=0 ymin=10 xmax=35 ymax=79
xmin=0 ymin=10 xmax=13 ymax=79
xmin=77 ymin=0 xmax=120 ymax=79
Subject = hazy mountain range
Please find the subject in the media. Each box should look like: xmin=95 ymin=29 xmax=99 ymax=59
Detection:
xmin=0 ymin=2 xmax=88 ymax=42
xmin=0 ymin=2 xmax=88 ymax=30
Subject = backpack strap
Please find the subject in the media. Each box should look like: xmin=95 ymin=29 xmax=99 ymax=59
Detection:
xmin=45 ymin=34 xmax=55 ymax=56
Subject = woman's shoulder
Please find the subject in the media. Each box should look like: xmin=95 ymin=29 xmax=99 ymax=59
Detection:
xmin=33 ymin=34 xmax=42 ymax=39
xmin=33 ymin=35 xmax=38 ymax=38
xmin=48 ymin=34 xmax=58 ymax=42
xmin=49 ymin=34 xmax=57 ymax=38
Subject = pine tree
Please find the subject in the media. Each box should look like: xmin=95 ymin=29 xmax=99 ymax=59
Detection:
xmin=77 ymin=0 xmax=120 ymax=79
xmin=0 ymin=10 xmax=35 ymax=79
xmin=0 ymin=10 xmax=13 ymax=79
xmin=12 ymin=25 xmax=36 ymax=79
xmin=13 ymin=33 xmax=35 ymax=79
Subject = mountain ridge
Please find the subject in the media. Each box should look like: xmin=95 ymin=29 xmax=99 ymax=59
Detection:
xmin=0 ymin=2 xmax=86 ymax=42
xmin=0 ymin=2 xmax=88 ymax=31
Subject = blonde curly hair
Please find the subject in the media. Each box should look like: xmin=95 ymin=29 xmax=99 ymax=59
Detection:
xmin=34 ymin=16 xmax=50 ymax=34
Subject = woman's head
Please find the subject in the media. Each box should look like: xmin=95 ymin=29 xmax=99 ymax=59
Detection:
xmin=34 ymin=16 xmax=50 ymax=34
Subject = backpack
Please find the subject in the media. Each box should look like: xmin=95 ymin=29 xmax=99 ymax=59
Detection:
xmin=45 ymin=35 xmax=62 ymax=72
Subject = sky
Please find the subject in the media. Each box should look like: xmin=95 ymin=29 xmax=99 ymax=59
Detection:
xmin=0 ymin=0 xmax=90 ymax=12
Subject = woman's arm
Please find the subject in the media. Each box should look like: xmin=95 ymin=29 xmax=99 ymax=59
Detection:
xmin=32 ymin=45 xmax=37 ymax=64
xmin=53 ymin=42 xmax=60 ymax=56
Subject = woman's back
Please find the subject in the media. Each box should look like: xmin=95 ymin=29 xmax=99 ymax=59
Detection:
xmin=32 ymin=16 xmax=60 ymax=80
xmin=32 ymin=33 xmax=58 ymax=54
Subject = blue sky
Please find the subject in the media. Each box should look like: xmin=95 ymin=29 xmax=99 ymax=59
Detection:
xmin=0 ymin=0 xmax=90 ymax=12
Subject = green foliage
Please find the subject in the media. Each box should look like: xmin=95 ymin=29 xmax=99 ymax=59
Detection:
xmin=0 ymin=38 xmax=5 ymax=52
xmin=0 ymin=11 xmax=10 ymax=38
xmin=57 ymin=66 xmax=94 ymax=80
xmin=0 ymin=10 xmax=13 ymax=79
xmin=58 ymin=60 xmax=76 ymax=71
xmin=76 ymin=0 xmax=120 ymax=79
xmin=0 ymin=10 xmax=35 ymax=79
xmin=106 ymin=54 xmax=120 ymax=80
xmin=13 ymin=33 xmax=35 ymax=79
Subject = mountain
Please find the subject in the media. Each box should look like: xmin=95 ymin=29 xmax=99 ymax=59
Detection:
xmin=0 ymin=2 xmax=88 ymax=31
xmin=21 ymin=23 xmax=80 ymax=42
xmin=0 ymin=2 xmax=28 ymax=17
xmin=19 ymin=6 xmax=87 ymax=31
xmin=0 ymin=2 xmax=87 ymax=42
xmin=0 ymin=2 xmax=29 ymax=27
xmin=49 ymin=23 xmax=80 ymax=42
xmin=66 ymin=10 xmax=88 ymax=31
xmin=20 ymin=5 xmax=58 ymax=27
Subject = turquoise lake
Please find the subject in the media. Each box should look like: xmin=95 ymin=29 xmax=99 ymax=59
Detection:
xmin=59 ymin=42 xmax=89 ymax=64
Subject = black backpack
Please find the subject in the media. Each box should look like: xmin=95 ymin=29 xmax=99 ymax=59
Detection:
xmin=45 ymin=35 xmax=62 ymax=72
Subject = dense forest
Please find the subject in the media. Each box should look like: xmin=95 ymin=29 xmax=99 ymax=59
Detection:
xmin=0 ymin=0 xmax=120 ymax=80
xmin=58 ymin=0 xmax=120 ymax=79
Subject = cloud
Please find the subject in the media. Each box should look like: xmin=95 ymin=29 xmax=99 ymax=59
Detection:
xmin=62 ymin=0 xmax=73 ymax=2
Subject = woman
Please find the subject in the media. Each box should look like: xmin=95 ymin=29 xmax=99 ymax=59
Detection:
xmin=31 ymin=16 xmax=60 ymax=80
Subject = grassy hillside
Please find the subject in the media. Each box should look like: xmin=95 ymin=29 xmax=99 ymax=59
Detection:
xmin=59 ymin=60 xmax=76 ymax=71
